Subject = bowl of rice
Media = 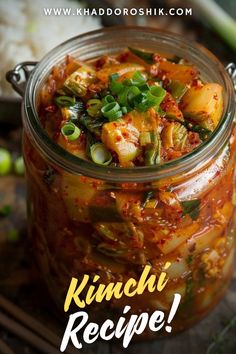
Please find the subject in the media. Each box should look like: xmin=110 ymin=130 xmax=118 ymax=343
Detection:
xmin=0 ymin=0 xmax=123 ymax=125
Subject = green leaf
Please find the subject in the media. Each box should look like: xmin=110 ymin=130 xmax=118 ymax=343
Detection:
xmin=184 ymin=121 xmax=212 ymax=140
xmin=181 ymin=199 xmax=200 ymax=220
xmin=128 ymin=47 xmax=154 ymax=64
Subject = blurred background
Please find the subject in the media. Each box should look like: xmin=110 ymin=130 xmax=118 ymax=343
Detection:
xmin=0 ymin=1 xmax=236 ymax=353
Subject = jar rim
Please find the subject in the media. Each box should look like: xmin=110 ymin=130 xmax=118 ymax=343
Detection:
xmin=24 ymin=26 xmax=235 ymax=183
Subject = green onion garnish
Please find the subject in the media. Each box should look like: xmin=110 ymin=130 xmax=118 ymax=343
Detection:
xmin=118 ymin=86 xmax=140 ymax=107
xmin=144 ymin=131 xmax=162 ymax=165
xmin=107 ymin=72 xmax=166 ymax=115
xmin=147 ymin=86 xmax=166 ymax=104
xmin=86 ymin=99 xmax=102 ymax=117
xmin=101 ymin=102 xmax=122 ymax=121
xmin=102 ymin=95 xmax=116 ymax=105
xmin=61 ymin=122 xmax=81 ymax=141
xmin=0 ymin=148 xmax=12 ymax=176
xmin=135 ymin=86 xmax=166 ymax=112
xmin=90 ymin=143 xmax=112 ymax=165
xmin=123 ymin=71 xmax=146 ymax=87
xmin=55 ymin=95 xmax=76 ymax=107
xmin=109 ymin=74 xmax=123 ymax=94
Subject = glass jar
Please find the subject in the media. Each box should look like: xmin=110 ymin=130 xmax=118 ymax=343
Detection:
xmin=8 ymin=27 xmax=236 ymax=335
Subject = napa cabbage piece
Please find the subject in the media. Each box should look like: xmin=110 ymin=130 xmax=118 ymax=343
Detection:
xmin=101 ymin=120 xmax=140 ymax=165
xmin=181 ymin=83 xmax=223 ymax=131
xmin=159 ymin=60 xmax=198 ymax=84
xmin=63 ymin=65 xmax=96 ymax=97
xmin=161 ymin=122 xmax=188 ymax=149
xmin=160 ymin=92 xmax=184 ymax=122
xmin=96 ymin=63 xmax=145 ymax=84
xmin=123 ymin=108 xmax=159 ymax=132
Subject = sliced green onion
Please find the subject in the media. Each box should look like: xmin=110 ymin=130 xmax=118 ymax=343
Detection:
xmin=134 ymin=93 xmax=152 ymax=112
xmin=86 ymin=99 xmax=102 ymax=117
xmin=144 ymin=131 xmax=162 ymax=165
xmin=101 ymin=102 xmax=122 ymax=121
xmin=148 ymin=86 xmax=166 ymax=102
xmin=90 ymin=143 xmax=112 ymax=165
xmin=118 ymin=86 xmax=140 ymax=107
xmin=167 ymin=80 xmax=188 ymax=102
xmin=131 ymin=71 xmax=147 ymax=86
xmin=123 ymin=71 xmax=146 ymax=87
xmin=102 ymin=95 xmax=116 ymax=105
xmin=134 ymin=86 xmax=166 ymax=112
xmin=55 ymin=95 xmax=76 ymax=107
xmin=109 ymin=74 xmax=123 ymax=94
xmin=14 ymin=156 xmax=25 ymax=176
xmin=138 ymin=83 xmax=150 ymax=92
xmin=0 ymin=148 xmax=12 ymax=176
xmin=61 ymin=122 xmax=81 ymax=141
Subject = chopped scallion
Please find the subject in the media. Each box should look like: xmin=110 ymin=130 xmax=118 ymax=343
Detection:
xmin=102 ymin=95 xmax=116 ymax=105
xmin=61 ymin=122 xmax=81 ymax=141
xmin=86 ymin=99 xmax=102 ymax=117
xmin=109 ymin=74 xmax=123 ymax=94
xmin=90 ymin=143 xmax=112 ymax=165
xmin=101 ymin=102 xmax=122 ymax=121
xmin=55 ymin=95 xmax=76 ymax=107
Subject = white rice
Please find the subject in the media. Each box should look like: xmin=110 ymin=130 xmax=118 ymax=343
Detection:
xmin=0 ymin=0 xmax=101 ymax=97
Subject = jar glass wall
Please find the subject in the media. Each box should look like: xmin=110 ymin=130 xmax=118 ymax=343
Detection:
xmin=22 ymin=27 xmax=236 ymax=336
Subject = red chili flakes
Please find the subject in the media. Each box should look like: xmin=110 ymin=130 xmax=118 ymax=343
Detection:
xmin=159 ymin=238 xmax=166 ymax=245
xmin=95 ymin=56 xmax=107 ymax=69
xmin=117 ymin=52 xmax=130 ymax=62
xmin=122 ymin=131 xmax=129 ymax=139
xmin=191 ymin=79 xmax=199 ymax=87
xmin=153 ymin=54 xmax=164 ymax=63
xmin=150 ymin=64 xmax=159 ymax=77
xmin=88 ymin=83 xmax=102 ymax=94
xmin=45 ymin=105 xmax=57 ymax=113
xmin=127 ymin=117 xmax=132 ymax=124
xmin=116 ymin=135 xmax=122 ymax=142
xmin=188 ymin=132 xmax=201 ymax=145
